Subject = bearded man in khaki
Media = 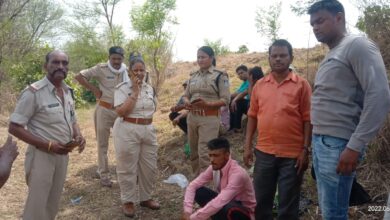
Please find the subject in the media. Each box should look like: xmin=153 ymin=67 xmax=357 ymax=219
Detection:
xmin=75 ymin=46 xmax=128 ymax=187
xmin=9 ymin=50 xmax=86 ymax=220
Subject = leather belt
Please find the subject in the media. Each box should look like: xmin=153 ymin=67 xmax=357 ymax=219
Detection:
xmin=190 ymin=108 xmax=219 ymax=116
xmin=98 ymin=100 xmax=114 ymax=109
xmin=123 ymin=117 xmax=153 ymax=125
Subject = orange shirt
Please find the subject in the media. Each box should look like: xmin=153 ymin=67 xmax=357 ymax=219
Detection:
xmin=247 ymin=71 xmax=311 ymax=158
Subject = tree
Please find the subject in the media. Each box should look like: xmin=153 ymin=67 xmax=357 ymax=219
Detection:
xmin=0 ymin=0 xmax=63 ymax=85
xmin=255 ymin=1 xmax=282 ymax=44
xmin=354 ymin=1 xmax=390 ymax=72
xmin=130 ymin=0 xmax=177 ymax=92
xmin=66 ymin=0 xmax=125 ymax=46
xmin=0 ymin=0 xmax=62 ymax=65
xmin=237 ymin=45 xmax=249 ymax=54
xmin=203 ymin=39 xmax=230 ymax=56
xmin=290 ymin=0 xmax=316 ymax=16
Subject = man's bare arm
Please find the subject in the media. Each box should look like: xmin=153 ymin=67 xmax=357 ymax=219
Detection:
xmin=74 ymin=74 xmax=102 ymax=99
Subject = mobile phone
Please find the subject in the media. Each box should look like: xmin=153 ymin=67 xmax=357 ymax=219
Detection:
xmin=65 ymin=140 xmax=79 ymax=150
xmin=191 ymin=98 xmax=202 ymax=104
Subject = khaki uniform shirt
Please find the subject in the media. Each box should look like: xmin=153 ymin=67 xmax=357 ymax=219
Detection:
xmin=10 ymin=77 xmax=76 ymax=144
xmin=114 ymin=82 xmax=157 ymax=119
xmin=184 ymin=66 xmax=230 ymax=106
xmin=80 ymin=63 xmax=126 ymax=104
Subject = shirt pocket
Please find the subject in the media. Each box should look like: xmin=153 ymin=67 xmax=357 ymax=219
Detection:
xmin=208 ymin=81 xmax=219 ymax=96
xmin=43 ymin=105 xmax=64 ymax=124
xmin=143 ymin=90 xmax=156 ymax=112
xmin=281 ymin=91 xmax=300 ymax=113
xmin=103 ymin=75 xmax=117 ymax=88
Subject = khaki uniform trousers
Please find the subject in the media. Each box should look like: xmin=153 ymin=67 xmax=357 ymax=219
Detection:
xmin=187 ymin=113 xmax=220 ymax=175
xmin=23 ymin=146 xmax=68 ymax=220
xmin=113 ymin=119 xmax=158 ymax=203
xmin=94 ymin=104 xmax=117 ymax=179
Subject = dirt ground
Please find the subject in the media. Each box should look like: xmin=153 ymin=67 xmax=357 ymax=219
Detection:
xmin=1 ymin=106 xmax=385 ymax=220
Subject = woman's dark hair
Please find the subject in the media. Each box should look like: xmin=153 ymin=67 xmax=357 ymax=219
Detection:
xmin=198 ymin=46 xmax=216 ymax=66
xmin=249 ymin=66 xmax=264 ymax=83
xmin=128 ymin=51 xmax=145 ymax=68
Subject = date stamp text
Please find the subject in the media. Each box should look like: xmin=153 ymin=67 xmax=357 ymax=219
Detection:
xmin=368 ymin=206 xmax=390 ymax=212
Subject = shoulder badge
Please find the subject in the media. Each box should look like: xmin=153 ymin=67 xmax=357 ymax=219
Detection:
xmin=98 ymin=63 xmax=108 ymax=68
xmin=189 ymin=70 xmax=198 ymax=76
xmin=214 ymin=68 xmax=228 ymax=77
xmin=28 ymin=79 xmax=48 ymax=93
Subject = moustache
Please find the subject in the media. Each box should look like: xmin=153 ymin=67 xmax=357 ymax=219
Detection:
xmin=54 ymin=69 xmax=66 ymax=74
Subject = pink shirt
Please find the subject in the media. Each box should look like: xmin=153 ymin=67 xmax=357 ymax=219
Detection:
xmin=183 ymin=158 xmax=256 ymax=220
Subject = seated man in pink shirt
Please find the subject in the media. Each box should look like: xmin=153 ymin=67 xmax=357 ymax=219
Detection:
xmin=181 ymin=137 xmax=256 ymax=220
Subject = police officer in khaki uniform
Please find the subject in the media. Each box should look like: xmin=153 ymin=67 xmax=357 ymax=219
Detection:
xmin=75 ymin=46 xmax=127 ymax=187
xmin=113 ymin=53 xmax=160 ymax=218
xmin=9 ymin=50 xmax=86 ymax=220
xmin=183 ymin=46 xmax=230 ymax=175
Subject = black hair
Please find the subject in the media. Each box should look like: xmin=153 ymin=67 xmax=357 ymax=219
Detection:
xmin=268 ymin=39 xmax=293 ymax=57
xmin=236 ymin=64 xmax=248 ymax=73
xmin=249 ymin=66 xmax=264 ymax=83
xmin=207 ymin=137 xmax=230 ymax=152
xmin=109 ymin=46 xmax=124 ymax=56
xmin=308 ymin=0 xmax=345 ymax=15
xmin=198 ymin=46 xmax=216 ymax=66
xmin=45 ymin=51 xmax=52 ymax=63
xmin=45 ymin=50 xmax=68 ymax=63
xmin=128 ymin=51 xmax=145 ymax=68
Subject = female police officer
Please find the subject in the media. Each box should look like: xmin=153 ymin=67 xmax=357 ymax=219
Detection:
xmin=113 ymin=53 xmax=159 ymax=218
xmin=183 ymin=46 xmax=230 ymax=175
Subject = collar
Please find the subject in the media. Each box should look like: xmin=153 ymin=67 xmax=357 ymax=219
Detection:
xmin=44 ymin=76 xmax=69 ymax=93
xmin=219 ymin=157 xmax=233 ymax=176
xmin=129 ymin=81 xmax=147 ymax=89
xmin=264 ymin=71 xmax=297 ymax=84
xmin=199 ymin=65 xmax=215 ymax=74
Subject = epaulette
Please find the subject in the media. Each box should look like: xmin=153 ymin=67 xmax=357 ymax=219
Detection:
xmin=189 ymin=70 xmax=197 ymax=76
xmin=28 ymin=79 xmax=48 ymax=93
xmin=214 ymin=68 xmax=228 ymax=76
xmin=115 ymin=81 xmax=128 ymax=89
xmin=98 ymin=63 xmax=109 ymax=68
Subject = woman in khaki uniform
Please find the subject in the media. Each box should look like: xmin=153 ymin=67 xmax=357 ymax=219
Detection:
xmin=113 ymin=53 xmax=159 ymax=218
xmin=183 ymin=46 xmax=230 ymax=175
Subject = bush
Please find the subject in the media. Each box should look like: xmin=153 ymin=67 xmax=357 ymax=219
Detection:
xmin=64 ymin=72 xmax=87 ymax=108
xmin=237 ymin=45 xmax=249 ymax=54
xmin=203 ymin=39 xmax=230 ymax=56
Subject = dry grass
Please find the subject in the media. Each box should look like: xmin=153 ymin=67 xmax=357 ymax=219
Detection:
xmin=0 ymin=78 xmax=18 ymax=115
xmin=0 ymin=50 xmax=389 ymax=220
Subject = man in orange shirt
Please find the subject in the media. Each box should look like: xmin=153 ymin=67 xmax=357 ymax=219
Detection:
xmin=244 ymin=39 xmax=312 ymax=220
